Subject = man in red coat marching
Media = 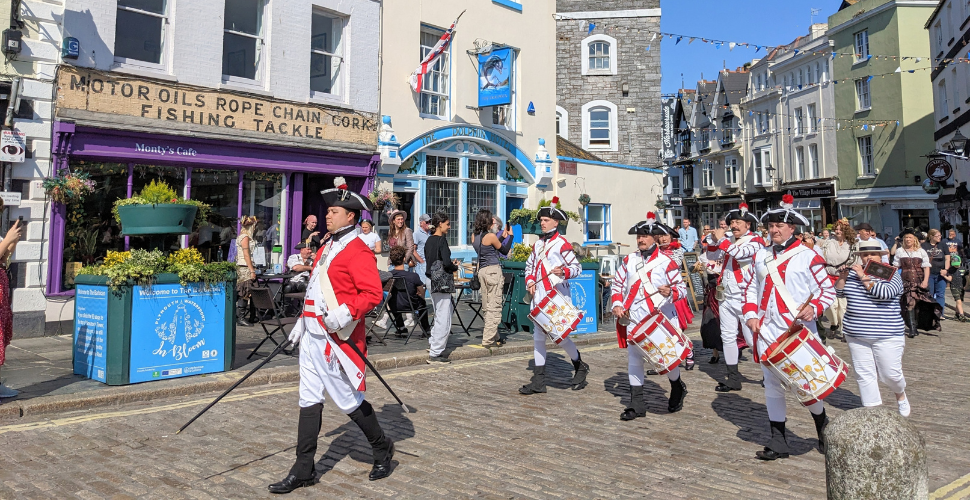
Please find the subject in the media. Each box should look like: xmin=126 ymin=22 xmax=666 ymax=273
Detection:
xmin=269 ymin=178 xmax=390 ymax=494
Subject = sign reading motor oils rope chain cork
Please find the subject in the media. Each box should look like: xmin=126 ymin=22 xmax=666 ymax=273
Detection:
xmin=55 ymin=67 xmax=378 ymax=147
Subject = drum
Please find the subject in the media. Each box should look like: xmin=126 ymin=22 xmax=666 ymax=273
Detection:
xmin=760 ymin=324 xmax=848 ymax=406
xmin=627 ymin=313 xmax=693 ymax=375
xmin=529 ymin=289 xmax=584 ymax=345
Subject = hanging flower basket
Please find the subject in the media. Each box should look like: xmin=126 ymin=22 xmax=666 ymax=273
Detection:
xmin=43 ymin=172 xmax=96 ymax=204
xmin=578 ymin=194 xmax=590 ymax=206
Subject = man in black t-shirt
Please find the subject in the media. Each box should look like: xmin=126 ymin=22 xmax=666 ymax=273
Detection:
xmin=943 ymin=229 xmax=967 ymax=321
xmin=388 ymin=246 xmax=431 ymax=336
xmin=922 ymin=230 xmax=949 ymax=315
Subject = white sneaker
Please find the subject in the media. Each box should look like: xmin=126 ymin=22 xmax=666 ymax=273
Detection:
xmin=404 ymin=314 xmax=415 ymax=328
xmin=375 ymin=313 xmax=389 ymax=329
xmin=0 ymin=383 xmax=19 ymax=398
xmin=897 ymin=396 xmax=911 ymax=417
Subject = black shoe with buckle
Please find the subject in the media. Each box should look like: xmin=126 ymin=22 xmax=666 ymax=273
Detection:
xmin=369 ymin=441 xmax=395 ymax=481
xmin=268 ymin=475 xmax=315 ymax=494
xmin=755 ymin=448 xmax=790 ymax=461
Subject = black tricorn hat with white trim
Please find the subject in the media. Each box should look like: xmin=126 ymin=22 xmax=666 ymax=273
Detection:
xmin=629 ymin=212 xmax=668 ymax=236
xmin=760 ymin=194 xmax=810 ymax=226
xmin=321 ymin=177 xmax=374 ymax=212
xmin=725 ymin=202 xmax=760 ymax=227
xmin=537 ymin=196 xmax=568 ymax=222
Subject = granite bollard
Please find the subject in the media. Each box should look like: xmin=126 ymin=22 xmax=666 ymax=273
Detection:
xmin=825 ymin=406 xmax=927 ymax=500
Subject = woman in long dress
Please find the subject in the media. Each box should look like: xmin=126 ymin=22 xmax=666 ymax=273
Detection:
xmin=0 ymin=210 xmax=24 ymax=399
xmin=893 ymin=229 xmax=935 ymax=337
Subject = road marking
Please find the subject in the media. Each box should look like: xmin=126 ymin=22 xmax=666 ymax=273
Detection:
xmin=931 ymin=472 xmax=970 ymax=499
xmin=0 ymin=344 xmax=616 ymax=435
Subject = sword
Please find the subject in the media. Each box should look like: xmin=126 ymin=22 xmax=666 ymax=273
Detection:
xmin=176 ymin=339 xmax=293 ymax=434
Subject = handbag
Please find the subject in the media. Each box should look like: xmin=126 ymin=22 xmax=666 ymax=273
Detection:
xmin=469 ymin=257 xmax=481 ymax=291
xmin=429 ymin=242 xmax=455 ymax=294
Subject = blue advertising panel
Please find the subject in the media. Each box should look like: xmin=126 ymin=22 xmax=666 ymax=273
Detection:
xmin=478 ymin=47 xmax=513 ymax=107
xmin=74 ymin=285 xmax=109 ymax=383
xmin=569 ymin=270 xmax=598 ymax=334
xmin=129 ymin=283 xmax=226 ymax=383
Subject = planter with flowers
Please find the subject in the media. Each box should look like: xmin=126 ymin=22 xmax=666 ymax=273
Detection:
xmin=368 ymin=187 xmax=400 ymax=215
xmin=43 ymin=171 xmax=96 ymax=204
xmin=113 ymin=180 xmax=210 ymax=236
xmin=508 ymin=196 xmax=581 ymax=235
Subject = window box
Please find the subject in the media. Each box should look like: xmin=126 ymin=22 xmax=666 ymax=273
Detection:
xmin=117 ymin=204 xmax=198 ymax=235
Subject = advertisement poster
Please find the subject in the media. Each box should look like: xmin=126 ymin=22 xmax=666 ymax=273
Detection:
xmin=478 ymin=47 xmax=513 ymax=107
xmin=0 ymin=130 xmax=26 ymax=163
xmin=569 ymin=270 xmax=598 ymax=334
xmin=129 ymin=283 xmax=226 ymax=383
xmin=74 ymin=285 xmax=109 ymax=383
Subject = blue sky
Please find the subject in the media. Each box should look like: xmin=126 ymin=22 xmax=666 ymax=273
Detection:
xmin=660 ymin=1 xmax=841 ymax=95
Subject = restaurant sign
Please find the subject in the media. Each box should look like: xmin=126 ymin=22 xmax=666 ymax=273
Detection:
xmin=56 ymin=67 xmax=378 ymax=147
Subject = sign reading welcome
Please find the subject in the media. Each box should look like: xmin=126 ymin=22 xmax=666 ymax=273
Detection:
xmin=56 ymin=67 xmax=378 ymax=147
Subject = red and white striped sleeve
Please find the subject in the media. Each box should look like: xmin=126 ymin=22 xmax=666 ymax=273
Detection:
xmin=725 ymin=235 xmax=762 ymax=261
xmin=809 ymin=253 xmax=836 ymax=318
xmin=666 ymin=259 xmax=687 ymax=302
xmin=742 ymin=249 xmax=764 ymax=320
xmin=611 ymin=255 xmax=629 ymax=308
xmin=525 ymin=242 xmax=537 ymax=287
xmin=559 ymin=239 xmax=582 ymax=280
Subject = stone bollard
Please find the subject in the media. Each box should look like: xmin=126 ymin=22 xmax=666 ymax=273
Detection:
xmin=825 ymin=406 xmax=927 ymax=500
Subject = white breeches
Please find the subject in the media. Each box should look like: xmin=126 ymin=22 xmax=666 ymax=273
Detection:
xmin=627 ymin=347 xmax=681 ymax=386
xmin=298 ymin=333 xmax=364 ymax=413
xmin=532 ymin=324 xmax=579 ymax=366
xmin=761 ymin=364 xmax=824 ymax=421
xmin=846 ymin=336 xmax=907 ymax=407
xmin=719 ymin=298 xmax=753 ymax=365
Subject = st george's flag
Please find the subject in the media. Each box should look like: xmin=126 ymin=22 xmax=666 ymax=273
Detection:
xmin=409 ymin=11 xmax=465 ymax=93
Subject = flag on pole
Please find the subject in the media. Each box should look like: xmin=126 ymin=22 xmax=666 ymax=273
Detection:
xmin=409 ymin=11 xmax=465 ymax=93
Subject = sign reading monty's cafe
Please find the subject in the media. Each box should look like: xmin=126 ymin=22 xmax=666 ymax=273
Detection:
xmin=55 ymin=67 xmax=378 ymax=147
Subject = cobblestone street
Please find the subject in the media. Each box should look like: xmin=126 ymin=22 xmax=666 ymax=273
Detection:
xmin=0 ymin=324 xmax=968 ymax=499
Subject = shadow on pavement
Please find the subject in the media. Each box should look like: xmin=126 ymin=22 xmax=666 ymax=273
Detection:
xmin=820 ymin=386 xmax=863 ymax=411
xmin=315 ymin=403 xmax=416 ymax=476
xmin=602 ymin=372 xmax=674 ymax=416
xmin=711 ymin=392 xmax=818 ymax=457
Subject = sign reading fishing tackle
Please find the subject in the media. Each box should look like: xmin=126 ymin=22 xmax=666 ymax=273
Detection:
xmin=128 ymin=283 xmax=227 ymax=383
xmin=478 ymin=47 xmax=513 ymax=107
xmin=55 ymin=67 xmax=378 ymax=147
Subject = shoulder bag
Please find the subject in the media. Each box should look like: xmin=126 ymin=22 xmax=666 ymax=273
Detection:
xmin=429 ymin=239 xmax=455 ymax=294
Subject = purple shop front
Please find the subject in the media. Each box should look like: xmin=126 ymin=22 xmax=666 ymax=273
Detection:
xmin=48 ymin=122 xmax=379 ymax=295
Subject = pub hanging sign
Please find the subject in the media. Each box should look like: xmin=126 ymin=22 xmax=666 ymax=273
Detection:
xmin=926 ymin=158 xmax=953 ymax=183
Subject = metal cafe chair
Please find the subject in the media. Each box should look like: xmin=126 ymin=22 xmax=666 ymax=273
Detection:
xmin=386 ymin=278 xmax=432 ymax=345
xmin=248 ymin=287 xmax=297 ymax=359
xmin=364 ymin=278 xmax=396 ymax=346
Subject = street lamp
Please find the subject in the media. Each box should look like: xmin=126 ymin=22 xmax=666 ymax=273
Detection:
xmin=950 ymin=129 xmax=968 ymax=157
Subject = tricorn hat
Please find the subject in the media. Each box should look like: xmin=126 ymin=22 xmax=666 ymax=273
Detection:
xmin=321 ymin=177 xmax=374 ymax=212
xmin=761 ymin=194 xmax=810 ymax=226
xmin=725 ymin=202 xmax=760 ymax=227
xmin=629 ymin=212 xmax=668 ymax=236
xmin=537 ymin=197 xmax=567 ymax=222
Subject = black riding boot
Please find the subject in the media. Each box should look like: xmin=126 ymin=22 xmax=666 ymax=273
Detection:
xmin=755 ymin=420 xmax=791 ymax=460
xmin=519 ymin=365 xmax=547 ymax=394
xmin=570 ymin=353 xmax=590 ymax=390
xmin=620 ymin=385 xmax=646 ymax=421
xmin=348 ymin=400 xmax=394 ymax=481
xmin=667 ymin=376 xmax=687 ymax=413
xmin=236 ymin=299 xmax=252 ymax=327
xmin=812 ymin=409 xmax=830 ymax=454
xmin=268 ymin=404 xmax=321 ymax=493
xmin=907 ymin=309 xmax=918 ymax=338
xmin=715 ymin=364 xmax=743 ymax=392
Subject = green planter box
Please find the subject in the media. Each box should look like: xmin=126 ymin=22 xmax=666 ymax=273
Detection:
xmin=513 ymin=220 xmax=569 ymax=236
xmin=118 ymin=204 xmax=198 ymax=235
xmin=73 ymin=273 xmax=236 ymax=385
xmin=500 ymin=260 xmax=599 ymax=333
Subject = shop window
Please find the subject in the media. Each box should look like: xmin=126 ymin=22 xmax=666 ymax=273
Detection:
xmin=222 ymin=0 xmax=265 ymax=81
xmin=192 ymin=168 xmax=240 ymax=262
xmin=581 ymin=34 xmax=617 ymax=76
xmin=242 ymin=172 xmax=283 ymax=263
xmin=419 ymin=28 xmax=450 ymax=118
xmin=465 ymin=183 xmax=496 ymax=244
xmin=115 ymin=0 xmax=167 ymax=66
xmin=585 ymin=203 xmax=610 ymax=243
xmin=310 ymin=11 xmax=344 ymax=96
xmin=426 ymin=180 xmax=459 ymax=246
xmin=426 ymin=155 xmax=459 ymax=178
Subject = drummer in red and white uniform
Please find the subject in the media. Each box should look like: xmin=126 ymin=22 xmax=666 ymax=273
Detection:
xmin=713 ymin=203 xmax=765 ymax=393
xmin=519 ymin=198 xmax=590 ymax=394
xmin=611 ymin=213 xmax=689 ymax=419
xmin=743 ymin=194 xmax=837 ymax=460
xmin=270 ymin=178 xmax=392 ymax=494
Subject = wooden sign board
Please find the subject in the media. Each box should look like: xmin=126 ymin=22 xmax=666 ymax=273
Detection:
xmin=681 ymin=252 xmax=704 ymax=312
xmin=55 ymin=67 xmax=379 ymax=147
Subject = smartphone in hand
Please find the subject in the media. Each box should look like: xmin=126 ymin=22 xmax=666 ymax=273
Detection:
xmin=17 ymin=216 xmax=23 ymax=228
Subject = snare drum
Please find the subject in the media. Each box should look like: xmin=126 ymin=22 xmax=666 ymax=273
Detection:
xmin=529 ymin=289 xmax=584 ymax=345
xmin=760 ymin=324 xmax=848 ymax=406
xmin=627 ymin=313 xmax=693 ymax=375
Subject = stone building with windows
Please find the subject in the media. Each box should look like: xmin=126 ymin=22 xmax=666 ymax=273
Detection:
xmin=554 ymin=0 xmax=663 ymax=251
xmin=44 ymin=0 xmax=381 ymax=332
xmin=378 ymin=0 xmax=557 ymax=255
xmin=828 ymin=0 xmax=937 ymax=236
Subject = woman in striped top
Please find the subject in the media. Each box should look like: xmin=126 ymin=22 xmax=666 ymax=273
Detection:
xmin=835 ymin=242 xmax=911 ymax=417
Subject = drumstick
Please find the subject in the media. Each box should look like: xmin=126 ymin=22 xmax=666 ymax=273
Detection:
xmin=783 ymin=296 xmax=816 ymax=337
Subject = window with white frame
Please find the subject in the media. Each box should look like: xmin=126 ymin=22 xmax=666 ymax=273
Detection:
xmin=702 ymin=161 xmax=714 ymax=188
xmin=756 ymin=74 xmax=763 ymax=92
xmin=939 ymin=79 xmax=949 ymax=119
xmin=858 ymin=136 xmax=874 ymax=176
xmin=581 ymin=34 xmax=618 ymax=76
xmin=721 ymin=119 xmax=734 ymax=144
xmin=784 ymin=75 xmax=790 ymax=91
xmin=683 ymin=169 xmax=694 ymax=190
xmin=798 ymin=69 xmax=804 ymax=88
xmin=754 ymin=148 xmax=772 ymax=185
xmin=854 ymin=30 xmax=869 ymax=61
xmin=794 ymin=107 xmax=804 ymax=135
xmin=796 ymin=146 xmax=806 ymax=180
xmin=419 ymin=28 xmax=450 ymax=118
xmin=725 ymin=158 xmax=739 ymax=186
xmin=222 ymin=0 xmax=265 ymax=81
xmin=425 ymin=155 xmax=460 ymax=246
xmin=582 ymin=100 xmax=617 ymax=151
xmin=556 ymin=106 xmax=568 ymax=140
xmin=856 ymin=78 xmax=871 ymax=110
xmin=669 ymin=176 xmax=681 ymax=196
xmin=115 ymin=0 xmax=167 ymax=65
xmin=465 ymin=183 xmax=497 ymax=244
xmin=310 ymin=11 xmax=344 ymax=96
xmin=807 ymin=66 xmax=814 ymax=85
xmin=935 ymin=22 xmax=944 ymax=54
xmin=585 ymin=204 xmax=611 ymax=243
xmin=815 ymin=63 xmax=821 ymax=85
xmin=823 ymin=59 xmax=829 ymax=81
xmin=952 ymin=68 xmax=959 ymax=107
xmin=810 ymin=143 xmax=819 ymax=177
xmin=700 ymin=128 xmax=710 ymax=149
xmin=807 ymin=103 xmax=817 ymax=133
